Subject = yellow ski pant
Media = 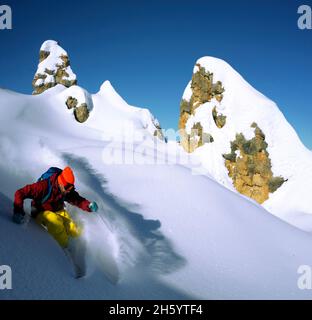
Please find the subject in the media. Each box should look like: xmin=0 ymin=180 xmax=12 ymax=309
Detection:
xmin=36 ymin=210 xmax=81 ymax=248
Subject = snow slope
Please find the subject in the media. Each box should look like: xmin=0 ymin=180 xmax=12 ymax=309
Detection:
xmin=1 ymin=82 xmax=312 ymax=299
xmin=182 ymin=57 xmax=312 ymax=221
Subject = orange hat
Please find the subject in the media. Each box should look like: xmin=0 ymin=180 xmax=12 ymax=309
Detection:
xmin=58 ymin=166 xmax=75 ymax=186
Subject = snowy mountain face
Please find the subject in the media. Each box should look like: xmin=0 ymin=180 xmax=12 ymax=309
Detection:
xmin=1 ymin=42 xmax=312 ymax=299
xmin=178 ymin=57 xmax=312 ymax=221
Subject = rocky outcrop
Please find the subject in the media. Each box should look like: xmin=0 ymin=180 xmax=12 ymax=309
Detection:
xmin=190 ymin=64 xmax=224 ymax=108
xmin=66 ymin=96 xmax=78 ymax=109
xmin=179 ymin=63 xmax=224 ymax=152
xmin=62 ymin=87 xmax=92 ymax=123
xmin=153 ymin=119 xmax=165 ymax=141
xmin=32 ymin=40 xmax=77 ymax=95
xmin=74 ymin=103 xmax=89 ymax=123
xmin=32 ymin=40 xmax=90 ymax=123
xmin=180 ymin=122 xmax=214 ymax=153
xmin=223 ymin=123 xmax=286 ymax=203
xmin=212 ymin=106 xmax=226 ymax=128
xmin=139 ymin=108 xmax=165 ymax=141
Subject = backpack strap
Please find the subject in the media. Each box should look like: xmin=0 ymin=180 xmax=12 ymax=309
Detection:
xmin=38 ymin=167 xmax=62 ymax=204
xmin=41 ymin=179 xmax=53 ymax=204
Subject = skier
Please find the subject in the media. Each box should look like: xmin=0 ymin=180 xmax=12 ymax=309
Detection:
xmin=12 ymin=166 xmax=98 ymax=276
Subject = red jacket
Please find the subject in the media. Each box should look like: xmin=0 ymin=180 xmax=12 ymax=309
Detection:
xmin=14 ymin=173 xmax=91 ymax=216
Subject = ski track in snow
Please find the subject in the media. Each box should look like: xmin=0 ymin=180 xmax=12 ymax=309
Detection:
xmin=61 ymin=151 xmax=187 ymax=282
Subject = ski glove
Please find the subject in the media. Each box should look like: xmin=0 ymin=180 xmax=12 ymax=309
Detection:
xmin=12 ymin=212 xmax=25 ymax=224
xmin=89 ymin=202 xmax=98 ymax=212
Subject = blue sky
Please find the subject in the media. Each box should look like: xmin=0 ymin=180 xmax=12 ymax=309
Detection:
xmin=1 ymin=0 xmax=311 ymax=148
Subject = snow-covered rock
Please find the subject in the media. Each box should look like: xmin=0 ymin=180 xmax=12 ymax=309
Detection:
xmin=32 ymin=40 xmax=77 ymax=95
xmin=178 ymin=56 xmax=312 ymax=217
xmin=31 ymin=40 xmax=164 ymax=129
xmin=58 ymin=85 xmax=93 ymax=123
